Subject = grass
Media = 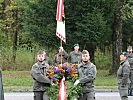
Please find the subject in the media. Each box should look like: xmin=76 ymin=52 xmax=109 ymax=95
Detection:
xmin=1 ymin=70 xmax=117 ymax=92
xmin=95 ymin=70 xmax=117 ymax=86
xmin=2 ymin=71 xmax=33 ymax=86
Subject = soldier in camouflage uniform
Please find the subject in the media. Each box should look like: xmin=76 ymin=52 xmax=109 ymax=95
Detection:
xmin=74 ymin=50 xmax=97 ymax=100
xmin=69 ymin=44 xmax=82 ymax=64
xmin=31 ymin=50 xmax=51 ymax=100
xmin=127 ymin=46 xmax=133 ymax=96
xmin=0 ymin=68 xmax=4 ymax=100
xmin=54 ymin=47 xmax=68 ymax=66
xmin=42 ymin=49 xmax=51 ymax=65
xmin=117 ymin=52 xmax=130 ymax=100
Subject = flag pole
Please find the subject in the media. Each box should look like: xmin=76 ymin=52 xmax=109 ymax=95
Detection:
xmin=60 ymin=39 xmax=63 ymax=67
xmin=56 ymin=0 xmax=67 ymax=100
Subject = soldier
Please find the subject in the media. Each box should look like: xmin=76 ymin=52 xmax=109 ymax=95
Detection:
xmin=0 ymin=68 xmax=4 ymax=100
xmin=117 ymin=52 xmax=130 ymax=100
xmin=69 ymin=44 xmax=82 ymax=64
xmin=31 ymin=50 xmax=51 ymax=100
xmin=53 ymin=46 xmax=68 ymax=66
xmin=42 ymin=49 xmax=51 ymax=65
xmin=127 ymin=46 xmax=133 ymax=96
xmin=74 ymin=50 xmax=97 ymax=100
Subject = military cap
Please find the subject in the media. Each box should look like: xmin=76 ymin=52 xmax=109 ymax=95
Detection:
xmin=127 ymin=46 xmax=132 ymax=50
xmin=82 ymin=50 xmax=89 ymax=54
xmin=120 ymin=52 xmax=128 ymax=56
xmin=73 ymin=44 xmax=79 ymax=47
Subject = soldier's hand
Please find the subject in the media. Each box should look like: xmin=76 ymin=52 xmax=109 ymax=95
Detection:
xmin=60 ymin=46 xmax=64 ymax=51
xmin=74 ymin=80 xmax=79 ymax=86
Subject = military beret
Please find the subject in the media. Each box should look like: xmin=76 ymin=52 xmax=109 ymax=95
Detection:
xmin=120 ymin=52 xmax=128 ymax=56
xmin=73 ymin=44 xmax=79 ymax=47
xmin=82 ymin=50 xmax=89 ymax=54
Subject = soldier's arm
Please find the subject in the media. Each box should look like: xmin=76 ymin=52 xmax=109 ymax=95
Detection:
xmin=53 ymin=55 xmax=58 ymax=66
xmin=63 ymin=50 xmax=69 ymax=58
xmin=79 ymin=65 xmax=97 ymax=84
xmin=31 ymin=65 xmax=50 ymax=84
xmin=68 ymin=52 xmax=72 ymax=63
xmin=122 ymin=66 xmax=130 ymax=85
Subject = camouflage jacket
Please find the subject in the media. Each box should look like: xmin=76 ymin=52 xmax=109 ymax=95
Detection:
xmin=117 ymin=60 xmax=130 ymax=84
xmin=69 ymin=51 xmax=82 ymax=64
xmin=54 ymin=50 xmax=68 ymax=66
xmin=78 ymin=61 xmax=97 ymax=93
xmin=31 ymin=61 xmax=51 ymax=91
xmin=127 ymin=53 xmax=133 ymax=67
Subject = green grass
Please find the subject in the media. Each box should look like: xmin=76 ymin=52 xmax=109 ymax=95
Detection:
xmin=95 ymin=70 xmax=117 ymax=86
xmin=1 ymin=70 xmax=118 ymax=92
xmin=2 ymin=70 xmax=117 ymax=87
xmin=2 ymin=71 xmax=33 ymax=86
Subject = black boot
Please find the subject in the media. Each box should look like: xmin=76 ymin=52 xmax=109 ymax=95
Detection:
xmin=130 ymin=88 xmax=133 ymax=96
xmin=128 ymin=88 xmax=131 ymax=96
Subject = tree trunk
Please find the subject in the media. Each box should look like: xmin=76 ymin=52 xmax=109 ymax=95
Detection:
xmin=86 ymin=43 xmax=96 ymax=63
xmin=110 ymin=0 xmax=126 ymax=74
xmin=12 ymin=30 xmax=17 ymax=63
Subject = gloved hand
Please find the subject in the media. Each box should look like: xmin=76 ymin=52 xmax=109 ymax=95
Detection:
xmin=60 ymin=46 xmax=64 ymax=51
xmin=50 ymin=81 xmax=55 ymax=86
xmin=74 ymin=80 xmax=79 ymax=86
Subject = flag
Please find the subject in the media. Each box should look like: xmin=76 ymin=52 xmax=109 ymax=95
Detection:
xmin=58 ymin=76 xmax=67 ymax=100
xmin=56 ymin=0 xmax=66 ymax=43
xmin=56 ymin=0 xmax=64 ymax=21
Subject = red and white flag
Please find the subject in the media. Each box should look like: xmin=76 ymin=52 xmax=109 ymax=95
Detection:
xmin=58 ymin=76 xmax=67 ymax=100
xmin=56 ymin=0 xmax=66 ymax=43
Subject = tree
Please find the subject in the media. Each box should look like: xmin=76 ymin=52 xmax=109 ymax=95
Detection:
xmin=19 ymin=0 xmax=58 ymax=49
xmin=65 ymin=0 xmax=112 ymax=62
xmin=111 ymin=0 xmax=128 ymax=74
xmin=122 ymin=0 xmax=133 ymax=49
xmin=1 ymin=0 xmax=23 ymax=63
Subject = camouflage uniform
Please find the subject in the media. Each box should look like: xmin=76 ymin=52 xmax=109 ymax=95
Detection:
xmin=54 ymin=50 xmax=68 ymax=66
xmin=69 ymin=51 xmax=82 ymax=64
xmin=78 ymin=61 xmax=97 ymax=100
xmin=127 ymin=52 xmax=133 ymax=95
xmin=117 ymin=59 xmax=130 ymax=100
xmin=31 ymin=61 xmax=51 ymax=100
xmin=44 ymin=56 xmax=51 ymax=65
xmin=0 ymin=68 xmax=4 ymax=100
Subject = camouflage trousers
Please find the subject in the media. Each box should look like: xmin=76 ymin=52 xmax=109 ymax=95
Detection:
xmin=129 ymin=71 xmax=133 ymax=88
xmin=118 ymin=84 xmax=129 ymax=100
xmin=79 ymin=91 xmax=95 ymax=100
xmin=34 ymin=91 xmax=49 ymax=100
xmin=128 ymin=71 xmax=133 ymax=95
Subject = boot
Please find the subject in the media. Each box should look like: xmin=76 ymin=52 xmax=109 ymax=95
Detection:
xmin=128 ymin=88 xmax=131 ymax=96
xmin=130 ymin=88 xmax=133 ymax=96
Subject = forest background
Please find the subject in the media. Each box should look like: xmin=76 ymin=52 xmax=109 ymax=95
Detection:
xmin=0 ymin=0 xmax=133 ymax=92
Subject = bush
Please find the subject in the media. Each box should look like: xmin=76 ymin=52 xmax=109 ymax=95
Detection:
xmin=95 ymin=49 xmax=112 ymax=70
xmin=1 ymin=47 xmax=113 ymax=71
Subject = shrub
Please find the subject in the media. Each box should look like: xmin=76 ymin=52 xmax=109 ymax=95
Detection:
xmin=95 ymin=49 xmax=112 ymax=70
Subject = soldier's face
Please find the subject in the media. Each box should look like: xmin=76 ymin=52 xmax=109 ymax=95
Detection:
xmin=127 ymin=49 xmax=132 ymax=53
xmin=37 ymin=54 xmax=45 ymax=62
xmin=74 ymin=46 xmax=79 ymax=51
xmin=120 ymin=55 xmax=126 ymax=61
xmin=82 ymin=54 xmax=90 ymax=62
